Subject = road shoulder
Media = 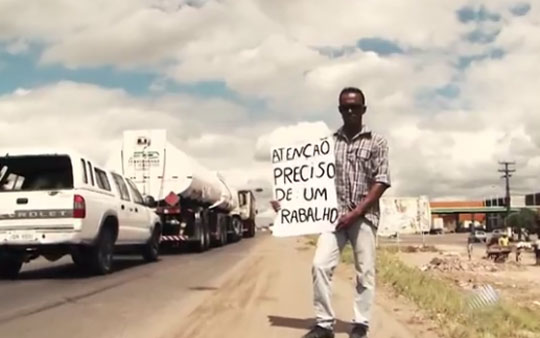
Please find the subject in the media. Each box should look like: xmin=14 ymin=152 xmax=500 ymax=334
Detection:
xmin=170 ymin=236 xmax=442 ymax=338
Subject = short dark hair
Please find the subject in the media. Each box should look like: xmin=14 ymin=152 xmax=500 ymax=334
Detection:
xmin=339 ymin=87 xmax=365 ymax=105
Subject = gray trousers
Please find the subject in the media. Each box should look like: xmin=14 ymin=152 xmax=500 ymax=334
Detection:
xmin=312 ymin=218 xmax=376 ymax=329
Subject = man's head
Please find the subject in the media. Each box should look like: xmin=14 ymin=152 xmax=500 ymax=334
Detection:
xmin=338 ymin=87 xmax=366 ymax=130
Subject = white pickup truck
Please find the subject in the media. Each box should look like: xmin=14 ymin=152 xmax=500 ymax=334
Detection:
xmin=0 ymin=149 xmax=162 ymax=278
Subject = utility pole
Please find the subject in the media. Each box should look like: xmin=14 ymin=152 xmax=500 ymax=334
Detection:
xmin=498 ymin=161 xmax=516 ymax=218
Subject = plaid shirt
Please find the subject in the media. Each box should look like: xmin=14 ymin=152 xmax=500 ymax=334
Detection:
xmin=333 ymin=125 xmax=391 ymax=228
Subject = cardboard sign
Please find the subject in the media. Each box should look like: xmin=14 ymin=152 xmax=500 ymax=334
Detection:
xmin=270 ymin=137 xmax=339 ymax=237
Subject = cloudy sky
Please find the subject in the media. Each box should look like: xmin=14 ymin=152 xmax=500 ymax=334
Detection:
xmin=1 ymin=0 xmax=539 ymax=218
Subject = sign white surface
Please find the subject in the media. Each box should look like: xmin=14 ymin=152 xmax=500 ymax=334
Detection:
xmin=270 ymin=137 xmax=339 ymax=237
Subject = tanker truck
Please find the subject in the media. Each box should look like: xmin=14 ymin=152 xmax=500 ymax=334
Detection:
xmin=108 ymin=129 xmax=256 ymax=252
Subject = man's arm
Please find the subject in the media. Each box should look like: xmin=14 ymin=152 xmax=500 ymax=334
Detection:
xmin=352 ymin=182 xmax=389 ymax=217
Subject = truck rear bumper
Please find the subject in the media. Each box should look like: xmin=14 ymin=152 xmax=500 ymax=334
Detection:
xmin=0 ymin=228 xmax=83 ymax=246
xmin=160 ymin=235 xmax=187 ymax=242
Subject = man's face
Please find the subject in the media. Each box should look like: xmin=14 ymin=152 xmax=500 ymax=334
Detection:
xmin=339 ymin=91 xmax=365 ymax=128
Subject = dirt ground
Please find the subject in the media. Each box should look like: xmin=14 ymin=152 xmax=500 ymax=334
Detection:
xmin=397 ymin=242 xmax=540 ymax=311
xmin=168 ymin=235 xmax=442 ymax=338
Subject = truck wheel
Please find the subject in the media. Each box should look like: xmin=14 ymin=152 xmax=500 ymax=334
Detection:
xmin=204 ymin=225 xmax=211 ymax=250
xmin=87 ymin=226 xmax=116 ymax=275
xmin=218 ymin=224 xmax=227 ymax=247
xmin=214 ymin=224 xmax=226 ymax=247
xmin=0 ymin=253 xmax=23 ymax=279
xmin=196 ymin=223 xmax=209 ymax=252
xmin=142 ymin=225 xmax=161 ymax=262
xmin=245 ymin=221 xmax=256 ymax=238
xmin=229 ymin=218 xmax=242 ymax=243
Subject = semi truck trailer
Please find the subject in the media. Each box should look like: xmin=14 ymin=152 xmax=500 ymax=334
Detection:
xmin=109 ymin=129 xmax=257 ymax=252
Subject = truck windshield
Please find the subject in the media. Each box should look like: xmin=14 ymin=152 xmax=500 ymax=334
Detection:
xmin=238 ymin=192 xmax=247 ymax=206
xmin=0 ymin=155 xmax=74 ymax=192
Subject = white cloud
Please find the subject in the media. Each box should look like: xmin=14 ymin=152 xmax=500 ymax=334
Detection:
xmin=257 ymin=0 xmax=471 ymax=48
xmin=0 ymin=0 xmax=467 ymax=111
xmin=13 ymin=88 xmax=31 ymax=96
xmin=0 ymin=82 xmax=251 ymax=164
xmin=0 ymin=0 xmax=467 ymax=65
xmin=2 ymin=0 xmax=540 ymax=203
xmin=0 ymin=82 xmax=282 ymax=213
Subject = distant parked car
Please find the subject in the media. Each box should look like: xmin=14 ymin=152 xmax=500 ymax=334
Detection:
xmin=469 ymin=230 xmax=487 ymax=243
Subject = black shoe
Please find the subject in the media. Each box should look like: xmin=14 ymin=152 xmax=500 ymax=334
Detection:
xmin=302 ymin=325 xmax=335 ymax=338
xmin=350 ymin=324 xmax=368 ymax=338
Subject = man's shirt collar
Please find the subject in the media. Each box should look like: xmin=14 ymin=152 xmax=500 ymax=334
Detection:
xmin=334 ymin=125 xmax=371 ymax=142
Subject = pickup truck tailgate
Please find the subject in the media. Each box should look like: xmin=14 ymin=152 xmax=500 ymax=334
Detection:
xmin=0 ymin=154 xmax=77 ymax=235
xmin=0 ymin=190 xmax=75 ymax=230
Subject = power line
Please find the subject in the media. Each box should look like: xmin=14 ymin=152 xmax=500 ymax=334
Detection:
xmin=498 ymin=161 xmax=516 ymax=217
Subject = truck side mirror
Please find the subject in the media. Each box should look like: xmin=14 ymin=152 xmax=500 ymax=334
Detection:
xmin=143 ymin=195 xmax=156 ymax=208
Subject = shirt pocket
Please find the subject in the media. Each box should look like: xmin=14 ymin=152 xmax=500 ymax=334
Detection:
xmin=354 ymin=146 xmax=373 ymax=177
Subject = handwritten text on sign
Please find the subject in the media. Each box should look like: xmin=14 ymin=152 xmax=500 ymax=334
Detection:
xmin=271 ymin=137 xmax=338 ymax=237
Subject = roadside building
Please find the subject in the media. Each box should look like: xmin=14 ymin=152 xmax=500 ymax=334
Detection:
xmin=430 ymin=200 xmax=486 ymax=233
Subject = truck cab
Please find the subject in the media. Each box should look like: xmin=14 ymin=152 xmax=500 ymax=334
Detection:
xmin=238 ymin=189 xmax=257 ymax=238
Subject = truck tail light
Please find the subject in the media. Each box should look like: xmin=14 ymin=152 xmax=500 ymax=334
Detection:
xmin=74 ymin=194 xmax=86 ymax=219
xmin=157 ymin=206 xmax=181 ymax=215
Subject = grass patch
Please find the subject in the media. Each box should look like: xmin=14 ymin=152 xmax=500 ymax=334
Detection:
xmin=341 ymin=243 xmax=355 ymax=264
xmin=375 ymin=248 xmax=540 ymax=338
xmin=304 ymin=236 xmax=540 ymax=336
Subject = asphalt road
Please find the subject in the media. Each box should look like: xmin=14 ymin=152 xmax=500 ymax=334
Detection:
xmin=0 ymin=234 xmax=267 ymax=338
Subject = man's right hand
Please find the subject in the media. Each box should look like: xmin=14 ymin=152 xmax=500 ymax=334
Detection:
xmin=270 ymin=200 xmax=281 ymax=212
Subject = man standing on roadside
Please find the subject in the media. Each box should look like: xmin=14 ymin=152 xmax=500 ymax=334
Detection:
xmin=534 ymin=237 xmax=540 ymax=265
xmin=467 ymin=234 xmax=474 ymax=261
xmin=272 ymin=87 xmax=391 ymax=338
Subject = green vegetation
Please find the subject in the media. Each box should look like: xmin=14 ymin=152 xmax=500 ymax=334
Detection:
xmin=303 ymin=235 xmax=540 ymax=337
xmin=506 ymin=208 xmax=539 ymax=240
xmin=307 ymin=232 xmax=540 ymax=338
xmin=375 ymin=247 xmax=540 ymax=338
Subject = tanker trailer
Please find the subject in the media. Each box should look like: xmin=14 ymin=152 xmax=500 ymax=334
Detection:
xmin=115 ymin=129 xmax=239 ymax=252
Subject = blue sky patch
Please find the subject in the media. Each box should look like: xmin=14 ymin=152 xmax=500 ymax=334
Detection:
xmin=313 ymin=46 xmax=355 ymax=59
xmin=466 ymin=28 xmax=500 ymax=44
xmin=0 ymin=43 xmax=255 ymax=109
xmin=152 ymin=78 xmax=232 ymax=98
xmin=457 ymin=6 xmax=501 ymax=23
xmin=357 ymin=38 xmax=403 ymax=55
xmin=0 ymin=45 xmax=156 ymax=96
xmin=435 ymin=84 xmax=460 ymax=98
xmin=457 ymin=48 xmax=504 ymax=69
xmin=314 ymin=37 xmax=403 ymax=59
xmin=154 ymin=78 xmax=267 ymax=113
xmin=414 ymin=83 xmax=464 ymax=111
xmin=510 ymin=3 xmax=531 ymax=16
